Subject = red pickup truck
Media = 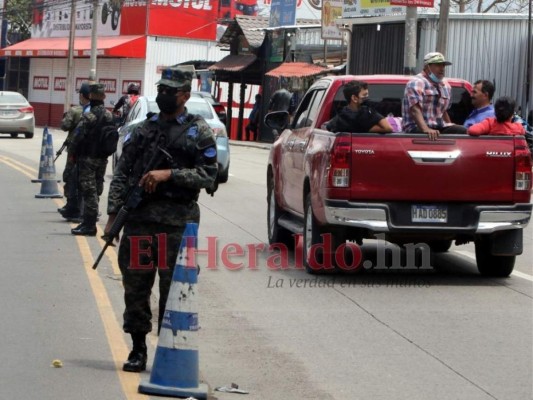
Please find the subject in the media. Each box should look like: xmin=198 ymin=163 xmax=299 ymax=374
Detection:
xmin=266 ymin=75 xmax=532 ymax=277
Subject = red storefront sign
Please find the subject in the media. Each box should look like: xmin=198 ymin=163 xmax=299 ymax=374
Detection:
xmin=147 ymin=0 xmax=217 ymax=40
xmin=33 ymin=76 xmax=49 ymax=90
xmin=54 ymin=77 xmax=66 ymax=91
xmin=99 ymin=78 xmax=117 ymax=93
xmin=390 ymin=0 xmax=434 ymax=6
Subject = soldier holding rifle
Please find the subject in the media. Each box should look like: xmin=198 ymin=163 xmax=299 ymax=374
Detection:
xmin=103 ymin=66 xmax=218 ymax=372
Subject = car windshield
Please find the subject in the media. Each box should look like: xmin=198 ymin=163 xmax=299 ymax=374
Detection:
xmin=187 ymin=100 xmax=214 ymax=119
xmin=146 ymin=98 xmax=214 ymax=120
xmin=0 ymin=93 xmax=27 ymax=104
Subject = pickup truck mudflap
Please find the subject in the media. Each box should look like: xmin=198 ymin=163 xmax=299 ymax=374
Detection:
xmin=324 ymin=200 xmax=532 ymax=234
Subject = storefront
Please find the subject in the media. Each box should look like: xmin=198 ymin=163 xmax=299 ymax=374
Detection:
xmin=0 ymin=1 xmax=225 ymax=127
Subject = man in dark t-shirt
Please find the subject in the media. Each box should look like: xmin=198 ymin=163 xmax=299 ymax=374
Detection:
xmin=326 ymin=80 xmax=392 ymax=133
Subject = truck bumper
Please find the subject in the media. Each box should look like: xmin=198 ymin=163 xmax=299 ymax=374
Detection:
xmin=324 ymin=200 xmax=532 ymax=234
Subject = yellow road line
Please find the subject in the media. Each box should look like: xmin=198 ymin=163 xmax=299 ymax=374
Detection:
xmin=0 ymin=156 xmax=37 ymax=179
xmin=72 ymin=230 xmax=145 ymax=399
xmin=2 ymin=155 xmax=144 ymax=399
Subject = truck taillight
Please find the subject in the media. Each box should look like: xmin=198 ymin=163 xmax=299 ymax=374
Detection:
xmin=329 ymin=135 xmax=351 ymax=187
xmin=514 ymin=140 xmax=532 ymax=191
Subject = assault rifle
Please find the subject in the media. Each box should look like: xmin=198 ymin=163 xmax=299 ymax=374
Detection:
xmin=92 ymin=139 xmax=172 ymax=270
xmin=54 ymin=140 xmax=69 ymax=162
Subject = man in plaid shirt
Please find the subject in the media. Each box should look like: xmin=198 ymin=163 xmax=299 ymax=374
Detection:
xmin=402 ymin=52 xmax=467 ymax=140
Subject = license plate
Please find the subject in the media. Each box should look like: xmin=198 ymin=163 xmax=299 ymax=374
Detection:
xmin=0 ymin=110 xmax=17 ymax=117
xmin=411 ymin=205 xmax=448 ymax=223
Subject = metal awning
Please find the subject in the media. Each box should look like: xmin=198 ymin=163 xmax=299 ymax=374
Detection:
xmin=0 ymin=35 xmax=146 ymax=58
xmin=266 ymin=62 xmax=329 ymax=78
xmin=208 ymin=54 xmax=257 ymax=72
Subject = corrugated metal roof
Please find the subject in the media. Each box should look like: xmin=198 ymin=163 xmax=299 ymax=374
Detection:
xmin=266 ymin=62 xmax=328 ymax=78
xmin=218 ymin=16 xmax=269 ymax=49
xmin=209 ymin=54 xmax=257 ymax=72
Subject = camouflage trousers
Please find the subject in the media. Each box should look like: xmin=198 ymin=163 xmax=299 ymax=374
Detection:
xmin=62 ymin=155 xmax=79 ymax=208
xmin=118 ymin=221 xmax=188 ymax=334
xmin=78 ymin=157 xmax=107 ymax=222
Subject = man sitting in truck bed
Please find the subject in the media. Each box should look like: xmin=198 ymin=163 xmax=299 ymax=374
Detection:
xmin=326 ymin=80 xmax=393 ymax=134
xmin=402 ymin=52 xmax=467 ymax=140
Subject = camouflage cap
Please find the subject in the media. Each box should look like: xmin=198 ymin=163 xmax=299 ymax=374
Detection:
xmin=89 ymin=83 xmax=106 ymax=95
xmin=156 ymin=65 xmax=195 ymax=89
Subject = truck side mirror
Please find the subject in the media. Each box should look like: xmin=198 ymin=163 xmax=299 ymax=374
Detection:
xmin=265 ymin=111 xmax=289 ymax=132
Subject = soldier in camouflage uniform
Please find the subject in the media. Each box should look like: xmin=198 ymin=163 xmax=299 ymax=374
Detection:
xmin=104 ymin=66 xmax=218 ymax=373
xmin=70 ymin=83 xmax=114 ymax=236
xmin=58 ymin=83 xmax=91 ymax=220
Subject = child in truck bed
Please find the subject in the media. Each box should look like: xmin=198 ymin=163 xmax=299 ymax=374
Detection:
xmin=468 ymin=96 xmax=525 ymax=136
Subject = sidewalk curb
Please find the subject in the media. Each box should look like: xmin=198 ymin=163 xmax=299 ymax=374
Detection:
xmin=229 ymin=139 xmax=272 ymax=151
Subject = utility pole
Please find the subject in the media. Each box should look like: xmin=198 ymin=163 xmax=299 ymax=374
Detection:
xmin=403 ymin=7 xmax=417 ymax=75
xmin=65 ymin=0 xmax=77 ymax=113
xmin=89 ymin=0 xmax=99 ymax=82
xmin=525 ymin=0 xmax=531 ymax=120
xmin=0 ymin=0 xmax=8 ymax=90
xmin=436 ymin=0 xmax=450 ymax=55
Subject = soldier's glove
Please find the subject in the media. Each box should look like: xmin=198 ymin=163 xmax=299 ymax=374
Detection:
xmin=101 ymin=233 xmax=119 ymax=246
xmin=205 ymin=180 xmax=218 ymax=197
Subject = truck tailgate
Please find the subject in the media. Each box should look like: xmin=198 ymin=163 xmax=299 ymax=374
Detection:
xmin=350 ymin=134 xmax=516 ymax=202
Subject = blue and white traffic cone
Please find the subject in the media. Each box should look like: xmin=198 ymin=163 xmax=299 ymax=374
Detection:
xmin=138 ymin=222 xmax=207 ymax=399
xmin=35 ymin=130 xmax=63 ymax=199
xmin=31 ymin=127 xmax=49 ymax=183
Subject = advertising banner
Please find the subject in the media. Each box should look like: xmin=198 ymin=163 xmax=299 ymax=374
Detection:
xmin=148 ymin=0 xmax=218 ymax=40
xmin=31 ymin=0 xmax=120 ymax=38
xmin=342 ymin=0 xmax=432 ymax=18
xmin=321 ymin=0 xmax=343 ymax=40
xmin=390 ymin=0 xmax=434 ymax=6
xmin=269 ymin=0 xmax=297 ymax=28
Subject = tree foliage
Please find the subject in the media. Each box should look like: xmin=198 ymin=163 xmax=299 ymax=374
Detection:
xmin=4 ymin=0 xmax=32 ymax=41
xmin=450 ymin=0 xmax=530 ymax=13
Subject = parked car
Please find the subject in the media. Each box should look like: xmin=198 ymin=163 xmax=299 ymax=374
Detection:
xmin=191 ymin=91 xmax=227 ymax=124
xmin=0 ymin=91 xmax=35 ymax=138
xmin=113 ymin=95 xmax=230 ymax=183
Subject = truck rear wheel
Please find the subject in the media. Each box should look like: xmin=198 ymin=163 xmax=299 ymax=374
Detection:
xmin=267 ymin=175 xmax=294 ymax=249
xmin=303 ymin=193 xmax=346 ymax=274
xmin=475 ymin=237 xmax=515 ymax=277
xmin=428 ymin=240 xmax=452 ymax=253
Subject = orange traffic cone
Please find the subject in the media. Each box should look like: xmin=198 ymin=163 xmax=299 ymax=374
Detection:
xmin=35 ymin=130 xmax=63 ymax=199
xmin=138 ymin=222 xmax=207 ymax=399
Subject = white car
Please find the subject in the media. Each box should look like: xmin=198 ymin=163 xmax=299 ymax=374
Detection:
xmin=0 ymin=91 xmax=35 ymax=138
xmin=113 ymin=96 xmax=230 ymax=182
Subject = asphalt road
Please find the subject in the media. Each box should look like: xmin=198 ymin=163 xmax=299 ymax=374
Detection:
xmin=0 ymin=127 xmax=531 ymax=400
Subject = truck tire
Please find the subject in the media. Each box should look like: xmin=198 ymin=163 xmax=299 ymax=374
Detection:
xmin=428 ymin=240 xmax=452 ymax=253
xmin=475 ymin=237 xmax=515 ymax=277
xmin=303 ymin=193 xmax=345 ymax=274
xmin=267 ymin=175 xmax=294 ymax=249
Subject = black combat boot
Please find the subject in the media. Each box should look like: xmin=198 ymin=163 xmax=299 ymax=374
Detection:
xmin=123 ymin=333 xmax=147 ymax=372
xmin=60 ymin=207 xmax=81 ymax=220
xmin=71 ymin=216 xmax=97 ymax=236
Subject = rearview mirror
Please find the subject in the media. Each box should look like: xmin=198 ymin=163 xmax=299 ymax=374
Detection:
xmin=264 ymin=111 xmax=289 ymax=131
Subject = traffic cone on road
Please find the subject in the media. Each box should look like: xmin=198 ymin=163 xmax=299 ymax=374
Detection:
xmin=138 ymin=222 xmax=207 ymax=399
xmin=31 ymin=127 xmax=49 ymax=183
xmin=35 ymin=130 xmax=63 ymax=199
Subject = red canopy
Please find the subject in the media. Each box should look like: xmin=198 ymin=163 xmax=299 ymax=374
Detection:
xmin=0 ymin=36 xmax=146 ymax=58
xmin=266 ymin=62 xmax=328 ymax=78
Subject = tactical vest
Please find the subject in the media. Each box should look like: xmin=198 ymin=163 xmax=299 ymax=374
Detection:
xmin=79 ymin=106 xmax=114 ymax=159
xmin=133 ymin=115 xmax=203 ymax=204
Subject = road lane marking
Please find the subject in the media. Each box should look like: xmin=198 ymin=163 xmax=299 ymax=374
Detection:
xmin=2 ymin=156 xmax=145 ymax=399
xmin=455 ymin=250 xmax=533 ymax=282
xmin=0 ymin=155 xmax=37 ymax=178
xmin=70 ymin=228 xmax=145 ymax=400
